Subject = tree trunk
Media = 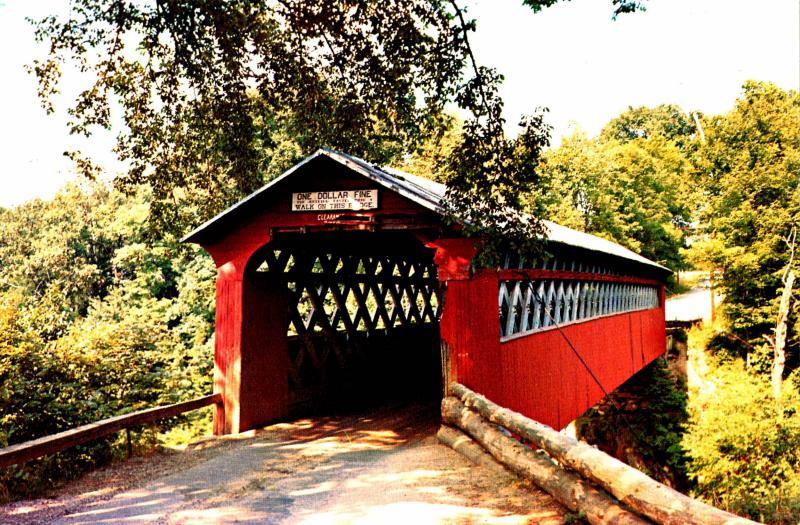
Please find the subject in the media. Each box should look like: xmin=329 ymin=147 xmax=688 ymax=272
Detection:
xmin=448 ymin=384 xmax=759 ymax=525
xmin=436 ymin=425 xmax=509 ymax=475
xmin=772 ymin=270 xmax=795 ymax=399
xmin=710 ymin=271 xmax=716 ymax=322
xmin=441 ymin=397 xmax=650 ymax=525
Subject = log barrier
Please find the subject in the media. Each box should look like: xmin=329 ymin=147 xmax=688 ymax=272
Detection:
xmin=440 ymin=383 xmax=759 ymax=525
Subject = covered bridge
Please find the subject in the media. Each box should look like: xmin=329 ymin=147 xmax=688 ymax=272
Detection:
xmin=183 ymin=149 xmax=670 ymax=435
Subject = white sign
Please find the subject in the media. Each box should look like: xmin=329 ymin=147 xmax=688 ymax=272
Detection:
xmin=292 ymin=189 xmax=379 ymax=212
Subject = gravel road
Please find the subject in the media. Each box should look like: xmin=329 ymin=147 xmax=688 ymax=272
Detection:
xmin=2 ymin=403 xmax=566 ymax=524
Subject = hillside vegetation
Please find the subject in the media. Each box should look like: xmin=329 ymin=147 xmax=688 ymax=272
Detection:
xmin=548 ymin=82 xmax=798 ymax=523
xmin=0 ymin=186 xmax=215 ymax=499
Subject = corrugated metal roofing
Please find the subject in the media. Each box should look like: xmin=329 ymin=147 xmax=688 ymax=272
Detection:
xmin=182 ymin=148 xmax=670 ymax=274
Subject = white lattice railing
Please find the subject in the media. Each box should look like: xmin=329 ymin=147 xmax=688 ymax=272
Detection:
xmin=499 ymin=278 xmax=659 ymax=340
xmin=501 ymin=253 xmax=622 ymax=276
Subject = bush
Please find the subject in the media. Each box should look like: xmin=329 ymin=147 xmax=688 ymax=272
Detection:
xmin=0 ymin=186 xmax=216 ymax=501
xmin=684 ymin=359 xmax=800 ymax=523
xmin=576 ymin=357 xmax=690 ymax=490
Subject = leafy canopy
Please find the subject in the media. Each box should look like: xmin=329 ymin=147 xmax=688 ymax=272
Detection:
xmin=32 ymin=0 xmax=467 ymax=231
xmin=523 ymin=0 xmax=646 ymax=18
xmin=693 ymin=81 xmax=800 ymax=356
xmin=684 ymin=337 xmax=800 ymax=523
xmin=0 ymin=185 xmax=216 ymax=499
xmin=31 ymin=0 xmax=642 ymax=258
xmin=538 ymin=104 xmax=696 ymax=271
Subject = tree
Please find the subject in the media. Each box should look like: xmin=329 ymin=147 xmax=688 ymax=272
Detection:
xmin=538 ymin=105 xmax=695 ymax=271
xmin=32 ymin=1 xmax=465 ymax=230
xmin=523 ymin=0 xmax=646 ymax=17
xmin=679 ymin=81 xmax=800 ymax=524
xmin=694 ymin=81 xmax=800 ymax=368
xmin=684 ymin=356 xmax=800 ymax=522
xmin=31 ymin=0 xmax=642 ymax=254
xmin=601 ymin=104 xmax=697 ymax=151
xmin=0 ymin=185 xmax=216 ymax=500
xmin=396 ymin=115 xmax=463 ymax=183
xmin=770 ymin=231 xmax=795 ymax=400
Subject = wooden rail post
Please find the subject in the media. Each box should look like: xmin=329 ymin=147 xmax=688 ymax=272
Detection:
xmin=125 ymin=428 xmax=133 ymax=459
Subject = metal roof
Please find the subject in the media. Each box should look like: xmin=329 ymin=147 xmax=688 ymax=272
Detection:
xmin=182 ymin=148 xmax=670 ymax=274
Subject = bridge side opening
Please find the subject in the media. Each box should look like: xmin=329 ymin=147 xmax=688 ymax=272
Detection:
xmin=248 ymin=231 xmax=443 ymax=416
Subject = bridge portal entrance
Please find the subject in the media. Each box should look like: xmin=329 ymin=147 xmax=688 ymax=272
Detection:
xmin=184 ymin=149 xmax=668 ymax=435
xmin=248 ymin=231 xmax=442 ymax=415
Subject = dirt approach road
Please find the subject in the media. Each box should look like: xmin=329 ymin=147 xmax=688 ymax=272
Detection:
xmin=3 ymin=403 xmax=567 ymax=524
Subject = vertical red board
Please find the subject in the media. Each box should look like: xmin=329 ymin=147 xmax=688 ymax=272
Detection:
xmin=239 ymin=273 xmax=289 ymax=431
xmin=213 ymin=263 xmax=243 ymax=434
xmin=440 ymin=272 xmax=502 ymax=402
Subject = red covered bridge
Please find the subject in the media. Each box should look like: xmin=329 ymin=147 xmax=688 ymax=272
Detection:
xmin=182 ymin=149 xmax=670 ymax=435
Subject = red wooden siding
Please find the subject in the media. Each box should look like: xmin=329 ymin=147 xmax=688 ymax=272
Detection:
xmin=439 ymin=273 xmax=503 ymax=403
xmin=438 ymin=267 xmax=666 ymax=430
xmin=499 ymin=305 xmax=665 ymax=430
xmin=202 ymin=159 xmax=451 ymax=433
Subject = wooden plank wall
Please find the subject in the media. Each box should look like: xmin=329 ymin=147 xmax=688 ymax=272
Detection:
xmin=499 ymin=306 xmax=665 ymax=429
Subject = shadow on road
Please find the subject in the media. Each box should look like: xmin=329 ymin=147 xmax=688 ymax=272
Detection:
xmin=4 ymin=403 xmax=566 ymax=524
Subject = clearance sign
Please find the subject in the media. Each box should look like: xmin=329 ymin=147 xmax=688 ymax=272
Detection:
xmin=291 ymin=189 xmax=379 ymax=212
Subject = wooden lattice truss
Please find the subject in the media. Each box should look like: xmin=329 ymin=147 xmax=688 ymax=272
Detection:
xmin=253 ymin=233 xmax=441 ymax=401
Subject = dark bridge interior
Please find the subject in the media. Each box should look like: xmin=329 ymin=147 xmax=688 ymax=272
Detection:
xmin=251 ymin=231 xmax=443 ymax=415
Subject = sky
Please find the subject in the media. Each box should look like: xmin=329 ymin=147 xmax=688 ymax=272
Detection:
xmin=0 ymin=0 xmax=798 ymax=208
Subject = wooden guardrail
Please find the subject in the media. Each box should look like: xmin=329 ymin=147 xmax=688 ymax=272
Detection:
xmin=0 ymin=393 xmax=222 ymax=469
xmin=440 ymin=383 xmax=759 ymax=525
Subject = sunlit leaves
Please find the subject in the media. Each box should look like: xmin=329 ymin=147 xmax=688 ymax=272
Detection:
xmin=539 ymin=106 xmax=695 ymax=272
xmin=522 ymin=0 xmax=646 ymax=18
xmin=0 ymin=186 xmax=216 ymax=499
xmin=685 ymin=357 xmax=800 ymax=522
xmin=31 ymin=0 xmax=642 ymax=254
xmin=695 ymin=81 xmax=800 ymax=350
xmin=31 ymin=1 xmax=468 ymax=233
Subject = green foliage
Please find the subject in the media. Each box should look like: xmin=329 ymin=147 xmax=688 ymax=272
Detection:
xmin=0 ymin=185 xmax=215 ymax=500
xmin=30 ymin=1 xmax=474 ymax=234
xmin=601 ymin=104 xmax=696 ymax=150
xmin=522 ymin=0 xmax=646 ymax=18
xmin=31 ymin=0 xmax=647 ymax=258
xmin=396 ymin=116 xmax=463 ymax=183
xmin=443 ymin=90 xmax=552 ymax=265
xmin=576 ymin=358 xmax=689 ymax=489
xmin=562 ymin=510 xmax=588 ymax=524
xmin=539 ymin=106 xmax=695 ymax=272
xmin=685 ymin=357 xmax=800 ymax=523
xmin=693 ymin=81 xmax=800 ymax=363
